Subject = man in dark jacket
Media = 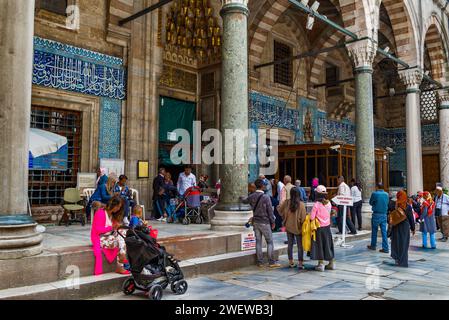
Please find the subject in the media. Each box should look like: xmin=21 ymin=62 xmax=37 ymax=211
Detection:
xmin=241 ymin=179 xmax=280 ymax=268
xmin=152 ymin=168 xmax=166 ymax=220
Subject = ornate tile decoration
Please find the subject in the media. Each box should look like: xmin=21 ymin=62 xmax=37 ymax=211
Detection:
xmin=297 ymin=98 xmax=320 ymax=144
xmin=99 ymin=98 xmax=122 ymax=159
xmin=249 ymin=91 xmax=440 ymax=149
xmin=33 ymin=37 xmax=126 ymax=100
xmin=248 ymin=91 xmax=440 ymax=180
xmin=249 ymin=91 xmax=300 ymax=132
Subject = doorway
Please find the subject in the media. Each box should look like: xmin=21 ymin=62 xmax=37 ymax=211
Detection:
xmin=422 ymin=154 xmax=440 ymax=192
xmin=158 ymin=96 xmax=196 ymax=184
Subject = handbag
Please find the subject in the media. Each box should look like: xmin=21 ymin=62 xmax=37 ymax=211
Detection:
xmin=389 ymin=207 xmax=407 ymax=226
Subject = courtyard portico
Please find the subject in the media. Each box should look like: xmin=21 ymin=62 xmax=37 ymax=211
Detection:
xmin=1 ymin=0 xmax=449 ymax=260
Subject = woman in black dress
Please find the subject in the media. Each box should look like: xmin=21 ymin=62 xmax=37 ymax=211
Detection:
xmin=390 ymin=190 xmax=416 ymax=267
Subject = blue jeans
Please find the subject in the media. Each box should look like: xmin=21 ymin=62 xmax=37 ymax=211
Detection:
xmin=371 ymin=214 xmax=389 ymax=252
xmin=422 ymin=232 xmax=436 ymax=249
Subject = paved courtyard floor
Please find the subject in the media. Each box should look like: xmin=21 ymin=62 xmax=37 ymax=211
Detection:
xmin=95 ymin=234 xmax=449 ymax=300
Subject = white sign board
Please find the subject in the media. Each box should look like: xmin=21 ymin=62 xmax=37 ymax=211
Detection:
xmin=167 ymin=132 xmax=177 ymax=142
xmin=332 ymin=196 xmax=354 ymax=207
xmin=77 ymin=173 xmax=97 ymax=189
xmin=331 ymin=195 xmax=354 ymax=248
xmin=100 ymin=159 xmax=125 ymax=177
xmin=241 ymin=231 xmax=256 ymax=251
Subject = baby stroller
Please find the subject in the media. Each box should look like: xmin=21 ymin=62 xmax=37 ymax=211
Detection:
xmin=118 ymin=225 xmax=188 ymax=300
xmin=167 ymin=186 xmax=203 ymax=225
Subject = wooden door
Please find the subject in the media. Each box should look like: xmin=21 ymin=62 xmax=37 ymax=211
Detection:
xmin=422 ymin=154 xmax=440 ymax=192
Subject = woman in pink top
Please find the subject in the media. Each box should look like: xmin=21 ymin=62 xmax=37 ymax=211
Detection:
xmin=91 ymin=196 xmax=130 ymax=275
xmin=310 ymin=185 xmax=335 ymax=272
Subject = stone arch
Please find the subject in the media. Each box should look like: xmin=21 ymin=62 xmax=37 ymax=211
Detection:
xmin=338 ymin=0 xmax=379 ymax=39
xmin=248 ymin=0 xmax=342 ymax=67
xmin=309 ymin=28 xmax=351 ymax=86
xmin=381 ymin=0 xmax=419 ymax=67
xmin=422 ymin=14 xmax=449 ymax=85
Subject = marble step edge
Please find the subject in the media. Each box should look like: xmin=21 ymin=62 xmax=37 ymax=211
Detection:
xmin=0 ymin=245 xmax=289 ymax=300
xmin=0 ymin=232 xmax=371 ymax=300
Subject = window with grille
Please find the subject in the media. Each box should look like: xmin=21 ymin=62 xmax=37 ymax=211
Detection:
xmin=29 ymin=106 xmax=82 ymax=206
xmin=274 ymin=40 xmax=293 ymax=87
xmin=326 ymin=65 xmax=339 ymax=85
xmin=36 ymin=0 xmax=68 ymax=15
xmin=420 ymin=80 xmax=438 ymax=123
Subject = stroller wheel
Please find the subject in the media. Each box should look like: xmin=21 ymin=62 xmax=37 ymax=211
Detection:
xmin=182 ymin=217 xmax=190 ymax=225
xmin=148 ymin=284 xmax=163 ymax=301
xmin=171 ymin=280 xmax=188 ymax=295
xmin=195 ymin=215 xmax=204 ymax=224
xmin=122 ymin=278 xmax=136 ymax=296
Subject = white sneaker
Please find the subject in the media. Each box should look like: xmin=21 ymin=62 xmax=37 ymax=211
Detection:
xmin=157 ymin=217 xmax=163 ymax=222
xmin=315 ymin=264 xmax=325 ymax=272
xmin=123 ymin=217 xmax=130 ymax=226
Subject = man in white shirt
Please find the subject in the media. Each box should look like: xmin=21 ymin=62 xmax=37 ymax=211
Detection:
xmin=350 ymin=179 xmax=363 ymax=231
xmin=336 ymin=176 xmax=357 ymax=234
xmin=276 ymin=179 xmax=285 ymax=202
xmin=177 ymin=166 xmax=197 ymax=196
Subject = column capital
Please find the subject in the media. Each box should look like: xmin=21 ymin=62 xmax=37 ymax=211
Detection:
xmin=398 ymin=68 xmax=423 ymax=93
xmin=347 ymin=38 xmax=377 ymax=72
xmin=221 ymin=0 xmax=249 ymax=16
xmin=437 ymin=89 xmax=449 ymax=108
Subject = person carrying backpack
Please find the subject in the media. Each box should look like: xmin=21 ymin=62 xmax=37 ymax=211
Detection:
xmin=241 ymin=179 xmax=281 ymax=268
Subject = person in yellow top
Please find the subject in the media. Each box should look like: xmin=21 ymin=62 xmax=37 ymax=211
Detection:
xmin=278 ymin=188 xmax=307 ymax=269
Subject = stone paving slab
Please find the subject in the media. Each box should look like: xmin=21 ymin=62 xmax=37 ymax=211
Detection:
xmin=290 ymin=281 xmax=383 ymax=300
xmin=382 ymin=281 xmax=449 ymax=300
xmin=94 ymin=232 xmax=449 ymax=301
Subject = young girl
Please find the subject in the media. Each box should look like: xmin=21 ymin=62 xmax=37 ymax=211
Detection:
xmin=91 ymin=195 xmax=130 ymax=275
xmin=310 ymin=185 xmax=335 ymax=272
xmin=278 ymin=188 xmax=307 ymax=269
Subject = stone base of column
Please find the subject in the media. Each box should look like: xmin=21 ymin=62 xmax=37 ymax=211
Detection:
xmin=0 ymin=215 xmax=43 ymax=260
xmin=361 ymin=203 xmax=373 ymax=231
xmin=210 ymin=209 xmax=253 ymax=232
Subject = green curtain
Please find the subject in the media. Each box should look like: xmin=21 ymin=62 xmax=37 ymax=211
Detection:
xmin=159 ymin=96 xmax=196 ymax=143
xmin=159 ymin=97 xmax=196 ymax=166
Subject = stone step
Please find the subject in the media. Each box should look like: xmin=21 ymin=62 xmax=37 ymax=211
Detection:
xmin=0 ymin=231 xmax=371 ymax=300
xmin=0 ymin=246 xmax=287 ymax=300
xmin=0 ymin=232 xmax=242 ymax=291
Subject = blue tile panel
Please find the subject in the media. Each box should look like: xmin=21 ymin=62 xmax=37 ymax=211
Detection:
xmin=249 ymin=91 xmax=440 ymax=179
xmin=99 ymin=98 xmax=122 ymax=159
xmin=33 ymin=37 xmax=126 ymax=100
xmin=250 ymin=91 xmax=439 ymax=148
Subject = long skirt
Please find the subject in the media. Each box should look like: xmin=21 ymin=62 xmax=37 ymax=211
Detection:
xmin=390 ymin=220 xmax=410 ymax=267
xmin=311 ymin=226 xmax=335 ymax=261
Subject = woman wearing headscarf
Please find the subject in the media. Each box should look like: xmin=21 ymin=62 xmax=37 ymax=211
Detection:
xmin=310 ymin=178 xmax=319 ymax=202
xmin=420 ymin=191 xmax=437 ymax=249
xmin=390 ymin=190 xmax=415 ymax=267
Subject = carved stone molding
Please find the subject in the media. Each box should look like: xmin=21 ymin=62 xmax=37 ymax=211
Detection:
xmin=347 ymin=39 xmax=378 ymax=71
xmin=222 ymin=0 xmax=248 ymax=6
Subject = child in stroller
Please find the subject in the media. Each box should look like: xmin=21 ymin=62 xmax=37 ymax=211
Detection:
xmin=119 ymin=225 xmax=188 ymax=300
xmin=166 ymin=186 xmax=204 ymax=225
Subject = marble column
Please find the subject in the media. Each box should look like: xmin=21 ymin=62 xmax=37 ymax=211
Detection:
xmin=347 ymin=39 xmax=377 ymax=230
xmin=399 ymin=69 xmax=424 ymax=195
xmin=438 ymin=91 xmax=449 ymax=188
xmin=0 ymin=1 xmax=43 ymax=259
xmin=347 ymin=39 xmax=377 ymax=201
xmin=210 ymin=0 xmax=252 ymax=231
